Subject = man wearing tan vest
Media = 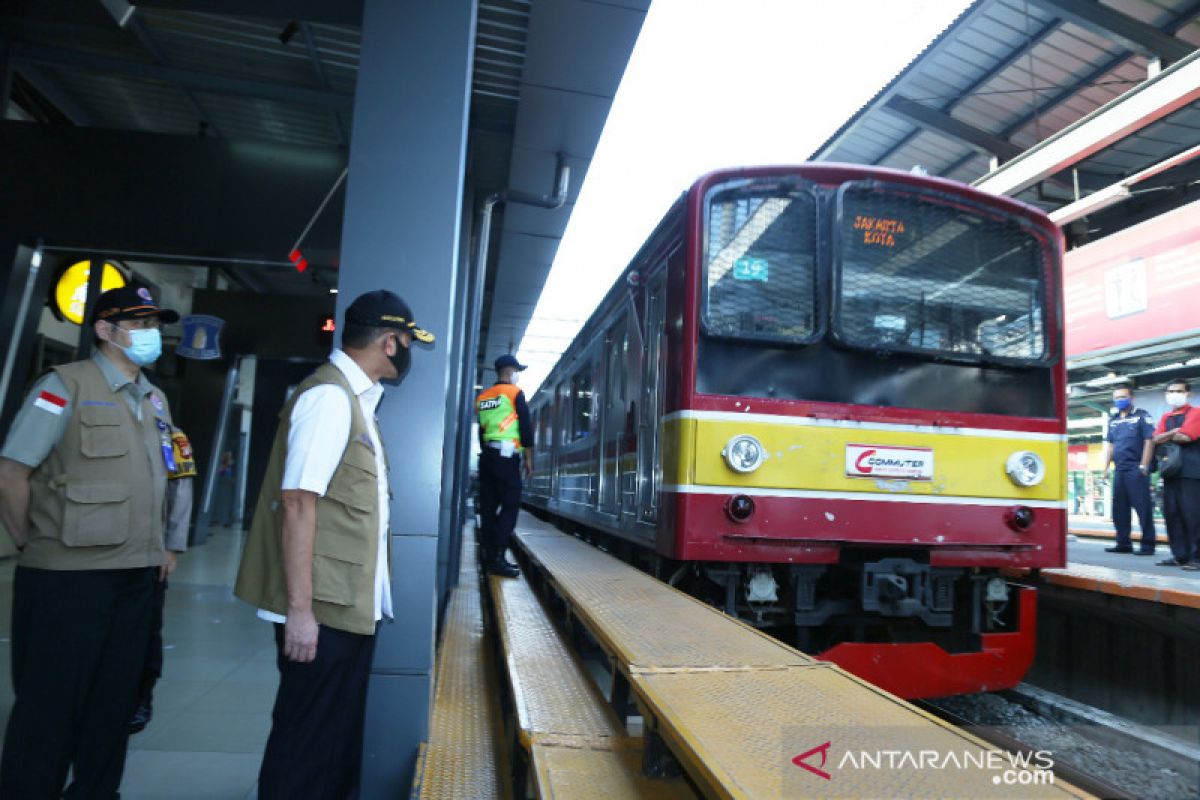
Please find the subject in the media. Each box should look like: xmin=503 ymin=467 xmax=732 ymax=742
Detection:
xmin=475 ymin=354 xmax=534 ymax=577
xmin=0 ymin=286 xmax=181 ymax=798
xmin=235 ymin=289 xmax=434 ymax=800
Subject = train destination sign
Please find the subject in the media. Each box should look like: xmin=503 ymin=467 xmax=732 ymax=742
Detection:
xmin=845 ymin=444 xmax=934 ymax=480
xmin=851 ymin=215 xmax=907 ymax=248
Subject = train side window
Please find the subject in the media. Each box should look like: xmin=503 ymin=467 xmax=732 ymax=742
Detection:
xmin=571 ymin=365 xmax=593 ymax=441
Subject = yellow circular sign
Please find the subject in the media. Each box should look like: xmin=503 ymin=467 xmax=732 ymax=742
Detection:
xmin=55 ymin=261 xmax=127 ymax=325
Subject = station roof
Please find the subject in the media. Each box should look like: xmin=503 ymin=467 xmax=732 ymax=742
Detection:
xmin=809 ymin=0 xmax=1200 ymax=420
xmin=811 ymin=0 xmax=1200 ymax=227
xmin=4 ymin=0 xmax=647 ymax=358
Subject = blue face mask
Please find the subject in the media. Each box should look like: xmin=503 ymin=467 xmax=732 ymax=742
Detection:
xmin=118 ymin=327 xmax=163 ymax=366
xmin=1114 ymin=397 xmax=1132 ymax=411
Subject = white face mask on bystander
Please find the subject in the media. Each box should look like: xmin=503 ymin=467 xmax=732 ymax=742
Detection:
xmin=1166 ymin=391 xmax=1188 ymax=409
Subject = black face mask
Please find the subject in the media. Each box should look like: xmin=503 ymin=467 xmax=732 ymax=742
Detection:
xmin=383 ymin=335 xmax=411 ymax=387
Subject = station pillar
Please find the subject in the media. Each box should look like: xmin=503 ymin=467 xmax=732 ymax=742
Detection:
xmin=334 ymin=0 xmax=476 ymax=794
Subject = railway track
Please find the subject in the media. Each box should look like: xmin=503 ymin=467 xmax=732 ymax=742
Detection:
xmin=916 ymin=695 xmax=1190 ymax=800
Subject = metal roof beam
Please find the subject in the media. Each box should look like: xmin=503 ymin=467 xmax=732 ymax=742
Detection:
xmin=884 ymin=95 xmax=1023 ymax=160
xmin=125 ymin=15 xmax=222 ymax=137
xmin=974 ymin=48 xmax=1200 ymax=197
xmin=11 ymin=63 xmax=95 ymax=125
xmin=299 ymin=21 xmax=346 ymax=146
xmin=1027 ymin=0 xmax=1193 ymax=63
xmin=11 ymin=41 xmax=353 ymax=111
xmin=129 ymin=0 xmax=363 ymax=26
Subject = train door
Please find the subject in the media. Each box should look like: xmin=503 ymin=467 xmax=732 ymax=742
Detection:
xmin=600 ymin=315 xmax=626 ymax=518
xmin=551 ymin=379 xmax=567 ymax=502
xmin=638 ymin=269 xmax=667 ymax=522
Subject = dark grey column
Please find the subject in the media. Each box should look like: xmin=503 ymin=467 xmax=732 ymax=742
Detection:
xmin=334 ymin=1 xmax=475 ymax=795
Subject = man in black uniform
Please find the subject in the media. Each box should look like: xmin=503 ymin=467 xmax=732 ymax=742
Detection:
xmin=1103 ymin=383 xmax=1156 ymax=555
xmin=475 ymin=354 xmax=533 ymax=577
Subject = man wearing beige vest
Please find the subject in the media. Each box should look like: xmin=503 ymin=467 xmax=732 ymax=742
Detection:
xmin=235 ymin=289 xmax=434 ymax=800
xmin=0 ymin=286 xmax=181 ymax=799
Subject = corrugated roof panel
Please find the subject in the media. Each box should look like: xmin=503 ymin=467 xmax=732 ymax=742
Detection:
xmin=52 ymin=68 xmax=200 ymax=136
xmin=195 ymin=92 xmax=339 ymax=148
xmin=138 ymin=11 xmax=325 ymax=92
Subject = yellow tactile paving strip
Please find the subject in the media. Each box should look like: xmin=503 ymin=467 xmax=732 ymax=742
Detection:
xmin=513 ymin=515 xmax=1091 ymax=800
xmin=515 ymin=529 xmax=812 ymax=670
xmin=490 ymin=572 xmax=628 ymax=747
xmin=419 ymin=531 xmax=509 ymax=800
xmin=532 ymin=740 xmax=698 ymax=800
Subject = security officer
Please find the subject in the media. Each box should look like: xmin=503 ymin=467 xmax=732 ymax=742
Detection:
xmin=131 ymin=425 xmax=196 ymax=733
xmin=0 ymin=285 xmax=179 ymax=798
xmin=1103 ymin=383 xmax=1156 ymax=555
xmin=475 ymin=354 xmax=533 ymax=578
xmin=235 ymin=289 xmax=434 ymax=800
xmin=1153 ymin=378 xmax=1200 ymax=569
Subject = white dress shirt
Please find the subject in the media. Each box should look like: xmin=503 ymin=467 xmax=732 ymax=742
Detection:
xmin=258 ymin=349 xmax=392 ymax=625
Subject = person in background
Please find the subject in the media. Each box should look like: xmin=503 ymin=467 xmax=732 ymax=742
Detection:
xmin=0 ymin=286 xmax=179 ymax=798
xmin=1103 ymin=383 xmax=1156 ymax=556
xmin=234 ymin=290 xmax=434 ymax=799
xmin=1152 ymin=378 xmax=1200 ymax=569
xmin=475 ymin=354 xmax=534 ymax=578
xmin=130 ymin=426 xmax=196 ymax=733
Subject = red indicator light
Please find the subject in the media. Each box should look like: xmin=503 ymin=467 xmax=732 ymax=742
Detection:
xmin=320 ymin=315 xmax=336 ymax=333
xmin=289 ymin=248 xmax=309 ymax=273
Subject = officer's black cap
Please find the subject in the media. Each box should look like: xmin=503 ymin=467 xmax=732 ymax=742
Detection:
xmin=344 ymin=289 xmax=435 ymax=345
xmin=93 ymin=286 xmax=180 ymax=324
xmin=494 ymin=354 xmax=526 ymax=372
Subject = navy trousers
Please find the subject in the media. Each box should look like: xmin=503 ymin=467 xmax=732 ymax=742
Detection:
xmin=1111 ymin=467 xmax=1156 ymax=552
xmin=478 ymin=448 xmax=522 ymax=564
xmin=259 ymin=623 xmax=377 ymax=800
xmin=1162 ymin=477 xmax=1200 ymax=564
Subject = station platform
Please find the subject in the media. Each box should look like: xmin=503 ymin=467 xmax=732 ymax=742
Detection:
xmin=414 ymin=512 xmax=1090 ymax=799
xmin=1006 ymin=534 xmax=1200 ymax=609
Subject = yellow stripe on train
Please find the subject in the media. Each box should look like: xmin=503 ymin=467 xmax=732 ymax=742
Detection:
xmin=662 ymin=417 xmax=1065 ymax=502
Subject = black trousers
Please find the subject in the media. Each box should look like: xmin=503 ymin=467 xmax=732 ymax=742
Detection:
xmin=136 ymin=576 xmax=168 ymax=708
xmin=1111 ymin=468 xmax=1156 ymax=552
xmin=1 ymin=566 xmax=155 ymax=800
xmin=1162 ymin=477 xmax=1200 ymax=564
xmin=258 ymin=622 xmax=377 ymax=800
xmin=478 ymin=448 xmax=522 ymax=564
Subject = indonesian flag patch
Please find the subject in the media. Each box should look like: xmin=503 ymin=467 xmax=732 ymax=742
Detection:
xmin=34 ymin=391 xmax=68 ymax=415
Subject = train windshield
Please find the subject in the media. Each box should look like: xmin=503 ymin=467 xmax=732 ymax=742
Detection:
xmin=834 ymin=183 xmax=1049 ymax=364
xmin=703 ymin=184 xmax=818 ymax=344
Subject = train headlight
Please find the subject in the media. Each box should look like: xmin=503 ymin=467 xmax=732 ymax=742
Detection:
xmin=723 ymin=435 xmax=765 ymax=473
xmin=1005 ymin=451 xmax=1045 ymax=487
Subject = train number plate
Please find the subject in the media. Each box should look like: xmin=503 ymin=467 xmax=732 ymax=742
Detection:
xmin=845 ymin=444 xmax=934 ymax=480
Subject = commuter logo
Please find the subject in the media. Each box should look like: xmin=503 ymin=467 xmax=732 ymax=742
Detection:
xmin=845 ymin=444 xmax=934 ymax=480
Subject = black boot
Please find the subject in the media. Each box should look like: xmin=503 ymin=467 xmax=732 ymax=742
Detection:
xmin=488 ymin=560 xmax=519 ymax=578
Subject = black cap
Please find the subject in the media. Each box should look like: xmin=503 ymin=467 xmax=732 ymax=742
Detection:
xmin=494 ymin=354 xmax=526 ymax=372
xmin=344 ymin=289 xmax=435 ymax=345
xmin=93 ymin=286 xmax=180 ymax=324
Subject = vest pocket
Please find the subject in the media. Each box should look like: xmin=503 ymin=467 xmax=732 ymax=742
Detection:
xmin=80 ymin=407 xmax=129 ymax=458
xmin=62 ymin=481 xmax=131 ymax=546
xmin=312 ymin=554 xmax=358 ymax=606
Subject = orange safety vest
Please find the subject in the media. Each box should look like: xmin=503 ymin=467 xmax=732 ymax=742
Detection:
xmin=476 ymin=383 xmax=523 ymax=450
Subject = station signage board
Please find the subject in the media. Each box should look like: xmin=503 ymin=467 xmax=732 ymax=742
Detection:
xmin=1064 ymin=197 xmax=1200 ymax=357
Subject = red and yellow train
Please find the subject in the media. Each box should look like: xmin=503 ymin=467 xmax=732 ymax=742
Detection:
xmin=524 ymin=164 xmax=1066 ymax=699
